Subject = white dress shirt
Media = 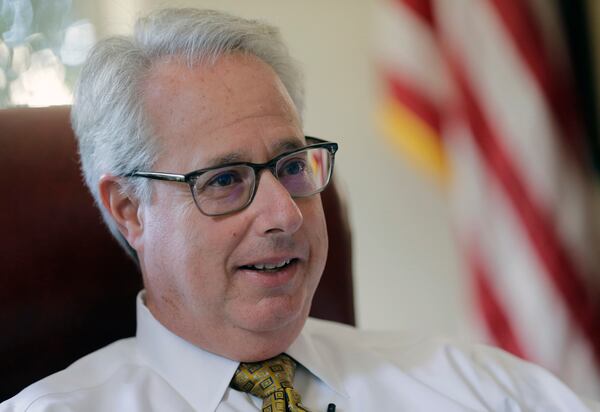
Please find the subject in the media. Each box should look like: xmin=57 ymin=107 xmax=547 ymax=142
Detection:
xmin=2 ymin=292 xmax=598 ymax=412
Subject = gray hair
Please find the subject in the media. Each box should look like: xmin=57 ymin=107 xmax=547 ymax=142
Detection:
xmin=71 ymin=8 xmax=305 ymax=261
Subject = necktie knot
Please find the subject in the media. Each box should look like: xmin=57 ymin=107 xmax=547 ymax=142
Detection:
xmin=230 ymin=354 xmax=310 ymax=412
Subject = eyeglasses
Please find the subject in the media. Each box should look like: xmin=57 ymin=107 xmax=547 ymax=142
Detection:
xmin=125 ymin=136 xmax=338 ymax=216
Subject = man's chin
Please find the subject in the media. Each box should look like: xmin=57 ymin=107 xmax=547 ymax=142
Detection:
xmin=235 ymin=313 xmax=308 ymax=361
xmin=207 ymin=300 xmax=308 ymax=361
xmin=236 ymin=297 xmax=308 ymax=334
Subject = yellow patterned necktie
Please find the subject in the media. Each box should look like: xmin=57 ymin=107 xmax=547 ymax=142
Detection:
xmin=230 ymin=354 xmax=311 ymax=412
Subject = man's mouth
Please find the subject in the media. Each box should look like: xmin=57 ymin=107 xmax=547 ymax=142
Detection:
xmin=239 ymin=258 xmax=298 ymax=272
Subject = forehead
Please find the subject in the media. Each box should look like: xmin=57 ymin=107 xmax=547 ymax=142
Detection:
xmin=141 ymin=53 xmax=302 ymax=169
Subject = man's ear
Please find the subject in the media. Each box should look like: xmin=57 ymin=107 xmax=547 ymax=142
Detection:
xmin=98 ymin=174 xmax=144 ymax=249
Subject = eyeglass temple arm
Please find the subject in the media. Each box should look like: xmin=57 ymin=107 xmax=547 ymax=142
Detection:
xmin=306 ymin=136 xmax=330 ymax=146
xmin=305 ymin=136 xmax=338 ymax=154
xmin=128 ymin=171 xmax=187 ymax=182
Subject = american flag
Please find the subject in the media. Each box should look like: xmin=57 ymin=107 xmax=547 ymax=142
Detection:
xmin=377 ymin=0 xmax=600 ymax=398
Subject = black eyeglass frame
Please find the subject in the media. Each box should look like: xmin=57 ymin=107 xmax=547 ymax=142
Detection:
xmin=124 ymin=136 xmax=339 ymax=216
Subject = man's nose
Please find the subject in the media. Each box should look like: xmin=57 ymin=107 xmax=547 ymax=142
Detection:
xmin=250 ymin=170 xmax=303 ymax=235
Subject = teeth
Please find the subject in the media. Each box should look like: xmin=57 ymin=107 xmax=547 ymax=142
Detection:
xmin=249 ymin=259 xmax=291 ymax=270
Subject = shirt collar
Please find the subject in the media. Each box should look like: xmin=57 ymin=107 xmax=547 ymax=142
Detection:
xmin=286 ymin=322 xmax=349 ymax=398
xmin=135 ymin=292 xmax=349 ymax=411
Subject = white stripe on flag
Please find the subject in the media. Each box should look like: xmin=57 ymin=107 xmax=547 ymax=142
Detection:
xmin=437 ymin=0 xmax=561 ymax=210
xmin=375 ymin=0 xmax=447 ymax=104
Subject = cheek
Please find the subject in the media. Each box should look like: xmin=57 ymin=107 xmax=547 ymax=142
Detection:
xmin=171 ymin=216 xmax=245 ymax=293
xmin=301 ymin=198 xmax=328 ymax=272
xmin=141 ymin=199 xmax=204 ymax=282
xmin=147 ymin=207 xmax=194 ymax=261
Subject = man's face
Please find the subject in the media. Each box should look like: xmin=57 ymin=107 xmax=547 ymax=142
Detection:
xmin=133 ymin=54 xmax=328 ymax=360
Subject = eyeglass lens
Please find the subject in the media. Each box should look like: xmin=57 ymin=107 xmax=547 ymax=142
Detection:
xmin=192 ymin=147 xmax=332 ymax=215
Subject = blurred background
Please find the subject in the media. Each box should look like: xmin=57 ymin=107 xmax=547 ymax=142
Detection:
xmin=2 ymin=0 xmax=600 ymax=399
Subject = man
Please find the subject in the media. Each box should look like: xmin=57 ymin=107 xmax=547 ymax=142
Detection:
xmin=2 ymin=8 xmax=598 ymax=412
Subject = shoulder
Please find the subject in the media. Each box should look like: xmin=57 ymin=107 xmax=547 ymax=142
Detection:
xmin=303 ymin=317 xmax=439 ymax=357
xmin=302 ymin=318 xmax=597 ymax=411
xmin=0 ymin=338 xmax=147 ymax=412
xmin=304 ymin=317 xmax=540 ymax=374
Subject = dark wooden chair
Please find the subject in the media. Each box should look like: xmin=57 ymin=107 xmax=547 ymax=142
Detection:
xmin=0 ymin=106 xmax=354 ymax=401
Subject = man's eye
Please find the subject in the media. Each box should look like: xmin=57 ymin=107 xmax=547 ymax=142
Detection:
xmin=281 ymin=159 xmax=307 ymax=176
xmin=207 ymin=171 xmax=241 ymax=187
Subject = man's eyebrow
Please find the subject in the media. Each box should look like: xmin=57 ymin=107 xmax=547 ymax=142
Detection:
xmin=274 ymin=138 xmax=305 ymax=153
xmin=206 ymin=152 xmax=245 ymax=167
xmin=204 ymin=137 xmax=305 ymax=168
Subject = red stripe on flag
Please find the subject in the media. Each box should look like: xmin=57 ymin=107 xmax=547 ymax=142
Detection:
xmin=396 ymin=0 xmax=435 ymax=27
xmin=489 ymin=0 xmax=583 ymax=153
xmin=385 ymin=72 xmax=441 ymax=134
xmin=448 ymin=52 xmax=600 ymax=369
xmin=470 ymin=246 xmax=527 ymax=359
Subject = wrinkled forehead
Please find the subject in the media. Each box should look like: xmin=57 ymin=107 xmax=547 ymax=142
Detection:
xmin=140 ymin=53 xmax=303 ymax=170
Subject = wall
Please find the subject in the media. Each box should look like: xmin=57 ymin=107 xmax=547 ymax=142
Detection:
xmin=91 ymin=0 xmax=470 ymax=335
